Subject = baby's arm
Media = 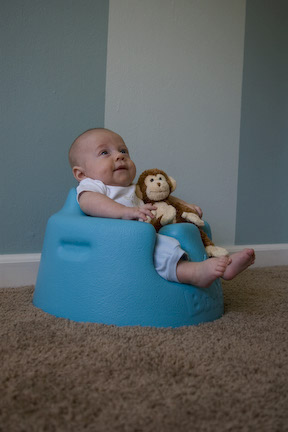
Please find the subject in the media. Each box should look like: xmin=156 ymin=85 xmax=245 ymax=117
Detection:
xmin=169 ymin=195 xmax=203 ymax=218
xmin=78 ymin=191 xmax=156 ymax=221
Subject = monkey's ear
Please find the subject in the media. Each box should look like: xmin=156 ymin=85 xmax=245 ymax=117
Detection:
xmin=169 ymin=176 xmax=176 ymax=192
xmin=135 ymin=184 xmax=143 ymax=199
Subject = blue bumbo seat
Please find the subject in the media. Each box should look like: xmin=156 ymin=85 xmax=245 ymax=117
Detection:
xmin=33 ymin=189 xmax=224 ymax=327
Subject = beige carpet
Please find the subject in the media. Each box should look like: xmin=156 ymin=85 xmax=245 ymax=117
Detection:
xmin=1 ymin=266 xmax=288 ymax=432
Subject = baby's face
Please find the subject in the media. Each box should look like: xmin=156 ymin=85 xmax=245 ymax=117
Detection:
xmin=76 ymin=130 xmax=136 ymax=187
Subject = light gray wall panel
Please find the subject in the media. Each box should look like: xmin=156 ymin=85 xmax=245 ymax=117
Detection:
xmin=105 ymin=0 xmax=246 ymax=245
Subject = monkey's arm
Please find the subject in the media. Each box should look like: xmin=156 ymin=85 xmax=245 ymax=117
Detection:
xmin=167 ymin=198 xmax=204 ymax=227
xmin=181 ymin=211 xmax=205 ymax=227
xmin=169 ymin=195 xmax=203 ymax=218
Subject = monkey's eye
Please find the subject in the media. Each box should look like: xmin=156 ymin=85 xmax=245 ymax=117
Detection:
xmin=159 ymin=177 xmax=162 ymax=180
xmin=150 ymin=178 xmax=154 ymax=182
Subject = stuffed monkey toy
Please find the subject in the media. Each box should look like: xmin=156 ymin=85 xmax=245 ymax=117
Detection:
xmin=136 ymin=169 xmax=228 ymax=258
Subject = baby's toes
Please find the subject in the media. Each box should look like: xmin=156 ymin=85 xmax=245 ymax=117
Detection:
xmin=218 ymin=257 xmax=230 ymax=271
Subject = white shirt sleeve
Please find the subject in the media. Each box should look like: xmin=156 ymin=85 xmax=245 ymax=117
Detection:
xmin=76 ymin=179 xmax=107 ymax=203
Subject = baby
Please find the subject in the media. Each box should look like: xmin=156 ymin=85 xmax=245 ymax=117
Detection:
xmin=69 ymin=128 xmax=255 ymax=288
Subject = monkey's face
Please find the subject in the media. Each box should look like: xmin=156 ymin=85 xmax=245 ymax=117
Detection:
xmin=144 ymin=173 xmax=171 ymax=201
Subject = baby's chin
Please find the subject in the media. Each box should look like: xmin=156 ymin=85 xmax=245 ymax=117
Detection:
xmin=112 ymin=173 xmax=136 ymax=187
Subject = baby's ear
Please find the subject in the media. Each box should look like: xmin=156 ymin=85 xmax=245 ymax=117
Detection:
xmin=135 ymin=184 xmax=143 ymax=199
xmin=72 ymin=166 xmax=86 ymax=182
xmin=169 ymin=176 xmax=176 ymax=193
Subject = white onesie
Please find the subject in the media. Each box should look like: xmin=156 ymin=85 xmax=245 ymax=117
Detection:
xmin=77 ymin=178 xmax=187 ymax=282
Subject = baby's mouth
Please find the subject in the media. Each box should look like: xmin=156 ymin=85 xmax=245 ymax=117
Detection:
xmin=114 ymin=165 xmax=127 ymax=171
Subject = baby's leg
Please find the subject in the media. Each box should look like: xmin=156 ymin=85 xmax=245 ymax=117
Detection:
xmin=222 ymin=249 xmax=255 ymax=280
xmin=153 ymin=235 xmax=254 ymax=288
xmin=176 ymin=256 xmax=231 ymax=288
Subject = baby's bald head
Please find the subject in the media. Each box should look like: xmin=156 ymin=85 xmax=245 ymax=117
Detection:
xmin=69 ymin=128 xmax=136 ymax=186
xmin=68 ymin=128 xmax=119 ymax=168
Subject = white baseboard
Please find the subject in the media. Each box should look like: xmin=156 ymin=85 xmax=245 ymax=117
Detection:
xmin=0 ymin=253 xmax=41 ymax=288
xmin=0 ymin=245 xmax=287 ymax=288
xmin=226 ymin=244 xmax=288 ymax=268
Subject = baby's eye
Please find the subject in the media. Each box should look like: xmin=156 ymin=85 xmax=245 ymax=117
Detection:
xmin=120 ymin=149 xmax=128 ymax=154
xmin=100 ymin=150 xmax=108 ymax=155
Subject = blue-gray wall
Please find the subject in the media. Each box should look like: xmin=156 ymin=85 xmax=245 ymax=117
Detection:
xmin=1 ymin=0 xmax=109 ymax=253
xmin=236 ymin=0 xmax=288 ymax=244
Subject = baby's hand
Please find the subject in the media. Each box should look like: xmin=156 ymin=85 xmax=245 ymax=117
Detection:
xmin=137 ymin=203 xmax=157 ymax=222
xmin=123 ymin=203 xmax=156 ymax=221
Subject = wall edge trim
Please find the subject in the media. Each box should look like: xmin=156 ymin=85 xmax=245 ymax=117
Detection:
xmin=1 ymin=246 xmax=287 ymax=288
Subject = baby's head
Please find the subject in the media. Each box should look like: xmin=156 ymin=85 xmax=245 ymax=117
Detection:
xmin=69 ymin=128 xmax=136 ymax=187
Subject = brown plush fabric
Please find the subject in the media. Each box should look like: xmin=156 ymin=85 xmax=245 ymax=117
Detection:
xmin=1 ymin=266 xmax=288 ymax=432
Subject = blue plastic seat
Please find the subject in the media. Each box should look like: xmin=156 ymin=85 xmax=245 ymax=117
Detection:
xmin=33 ymin=189 xmax=224 ymax=327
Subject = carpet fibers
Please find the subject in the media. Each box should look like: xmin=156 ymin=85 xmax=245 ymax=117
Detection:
xmin=1 ymin=266 xmax=288 ymax=432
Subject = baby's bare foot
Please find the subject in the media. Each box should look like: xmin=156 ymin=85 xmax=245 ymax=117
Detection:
xmin=222 ymin=249 xmax=255 ymax=280
xmin=177 ymin=256 xmax=231 ymax=288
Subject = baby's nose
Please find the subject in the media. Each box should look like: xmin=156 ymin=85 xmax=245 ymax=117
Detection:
xmin=116 ymin=152 xmax=125 ymax=160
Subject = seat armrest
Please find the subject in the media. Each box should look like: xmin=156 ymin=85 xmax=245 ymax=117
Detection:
xmin=159 ymin=223 xmax=209 ymax=262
